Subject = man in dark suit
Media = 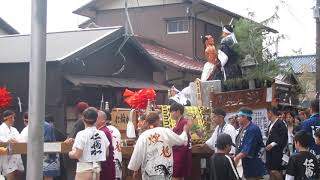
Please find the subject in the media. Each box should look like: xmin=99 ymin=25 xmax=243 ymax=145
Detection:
xmin=266 ymin=107 xmax=288 ymax=180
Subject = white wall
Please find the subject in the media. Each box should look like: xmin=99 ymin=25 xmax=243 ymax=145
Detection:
xmin=0 ymin=28 xmax=8 ymax=36
xmin=98 ymin=0 xmax=184 ymax=10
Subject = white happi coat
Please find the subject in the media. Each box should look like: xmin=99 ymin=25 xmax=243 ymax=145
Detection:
xmin=205 ymin=122 xmax=236 ymax=154
xmin=107 ymin=125 xmax=123 ymax=179
xmin=20 ymin=126 xmax=28 ymax=142
xmin=0 ymin=123 xmax=24 ymax=175
xmin=128 ymin=127 xmax=188 ymax=180
xmin=73 ymin=127 xmax=110 ymax=163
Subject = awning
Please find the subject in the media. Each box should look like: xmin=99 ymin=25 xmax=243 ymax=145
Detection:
xmin=65 ymin=75 xmax=169 ymax=91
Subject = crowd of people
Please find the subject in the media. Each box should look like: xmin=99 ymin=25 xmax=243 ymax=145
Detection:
xmin=0 ymin=102 xmax=123 ymax=180
xmin=0 ymin=98 xmax=319 ymax=180
xmin=205 ymin=99 xmax=320 ymax=180
xmin=126 ymin=99 xmax=320 ymax=180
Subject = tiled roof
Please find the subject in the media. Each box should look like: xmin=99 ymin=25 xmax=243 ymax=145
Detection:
xmin=0 ymin=26 xmax=122 ymax=63
xmin=0 ymin=18 xmax=19 ymax=35
xmin=136 ymin=38 xmax=204 ymax=73
xmin=278 ymin=55 xmax=316 ymax=74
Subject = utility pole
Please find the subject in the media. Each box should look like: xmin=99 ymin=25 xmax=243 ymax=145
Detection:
xmin=315 ymin=0 xmax=320 ymax=112
xmin=27 ymin=0 xmax=47 ymax=179
xmin=316 ymin=0 xmax=320 ymax=94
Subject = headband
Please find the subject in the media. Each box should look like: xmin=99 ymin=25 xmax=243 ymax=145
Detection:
xmin=223 ymin=27 xmax=231 ymax=34
xmin=222 ymin=27 xmax=238 ymax=44
xmin=238 ymin=111 xmax=253 ymax=118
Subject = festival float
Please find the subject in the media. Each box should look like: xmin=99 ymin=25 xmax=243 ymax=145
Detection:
xmin=108 ymin=21 xmax=300 ymax=179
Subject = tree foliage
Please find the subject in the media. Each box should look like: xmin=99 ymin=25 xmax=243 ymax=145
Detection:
xmin=233 ymin=9 xmax=286 ymax=80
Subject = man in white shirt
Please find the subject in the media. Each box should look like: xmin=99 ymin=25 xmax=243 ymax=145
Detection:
xmin=205 ymin=107 xmax=236 ymax=154
xmin=104 ymin=110 xmax=123 ymax=180
xmin=69 ymin=107 xmax=110 ymax=180
xmin=0 ymin=110 xmax=24 ymax=180
xmin=128 ymin=112 xmax=191 ymax=180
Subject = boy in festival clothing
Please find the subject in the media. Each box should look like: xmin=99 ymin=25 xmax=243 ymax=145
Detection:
xmin=210 ymin=133 xmax=240 ymax=180
xmin=69 ymin=107 xmax=110 ymax=180
xmin=0 ymin=110 xmax=24 ymax=180
xmin=170 ymin=103 xmax=192 ymax=180
xmin=285 ymin=130 xmax=320 ymax=179
xmin=128 ymin=112 xmax=191 ymax=180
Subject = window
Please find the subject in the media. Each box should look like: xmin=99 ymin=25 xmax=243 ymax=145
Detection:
xmin=167 ymin=20 xmax=189 ymax=34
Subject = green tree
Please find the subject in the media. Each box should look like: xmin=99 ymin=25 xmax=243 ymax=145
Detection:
xmin=233 ymin=9 xmax=285 ymax=81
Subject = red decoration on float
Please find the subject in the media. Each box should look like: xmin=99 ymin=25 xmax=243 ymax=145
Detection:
xmin=0 ymin=87 xmax=12 ymax=110
xmin=123 ymin=88 xmax=156 ymax=109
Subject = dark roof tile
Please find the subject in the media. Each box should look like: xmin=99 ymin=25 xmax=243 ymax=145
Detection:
xmin=279 ymin=55 xmax=316 ymax=74
xmin=136 ymin=38 xmax=204 ymax=73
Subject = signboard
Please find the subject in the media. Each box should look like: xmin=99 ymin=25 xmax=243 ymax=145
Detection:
xmin=160 ymin=105 xmax=211 ymax=142
xmin=160 ymin=105 xmax=210 ymax=129
xmin=111 ymin=108 xmax=137 ymax=131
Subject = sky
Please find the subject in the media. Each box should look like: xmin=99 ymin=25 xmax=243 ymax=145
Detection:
xmin=0 ymin=0 xmax=316 ymax=56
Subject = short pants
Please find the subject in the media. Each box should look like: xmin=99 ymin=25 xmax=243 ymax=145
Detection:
xmin=76 ymin=162 xmax=101 ymax=173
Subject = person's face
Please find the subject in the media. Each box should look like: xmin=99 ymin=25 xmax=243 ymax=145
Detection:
xmin=299 ymin=111 xmax=307 ymax=120
xmin=267 ymin=111 xmax=272 ymax=121
xmin=314 ymin=136 xmax=320 ymax=145
xmin=226 ymin=145 xmax=232 ymax=153
xmin=96 ymin=114 xmax=105 ymax=128
xmin=315 ymin=136 xmax=320 ymax=146
xmin=211 ymin=113 xmax=224 ymax=125
xmin=279 ymin=112 xmax=285 ymax=120
xmin=237 ymin=115 xmax=247 ymax=126
xmin=6 ymin=114 xmax=15 ymax=126
xmin=230 ymin=118 xmax=239 ymax=129
xmin=294 ymin=118 xmax=300 ymax=126
xmin=309 ymin=107 xmax=315 ymax=115
xmin=23 ymin=118 xmax=28 ymax=126
xmin=208 ymin=36 xmax=214 ymax=45
xmin=170 ymin=110 xmax=181 ymax=121
xmin=170 ymin=90 xmax=177 ymax=96
xmin=286 ymin=114 xmax=294 ymax=124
